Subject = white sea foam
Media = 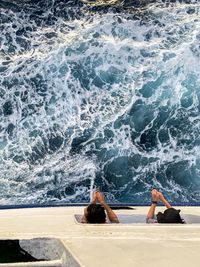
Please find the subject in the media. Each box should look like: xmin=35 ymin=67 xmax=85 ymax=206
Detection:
xmin=0 ymin=1 xmax=200 ymax=204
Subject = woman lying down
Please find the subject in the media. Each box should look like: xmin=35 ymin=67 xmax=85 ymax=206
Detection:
xmin=147 ymin=189 xmax=185 ymax=224
xmin=81 ymin=190 xmax=185 ymax=224
xmin=81 ymin=191 xmax=119 ymax=223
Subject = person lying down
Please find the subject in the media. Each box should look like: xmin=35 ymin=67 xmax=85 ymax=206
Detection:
xmin=81 ymin=189 xmax=185 ymax=224
xmin=81 ymin=191 xmax=119 ymax=224
xmin=146 ymin=189 xmax=185 ymax=224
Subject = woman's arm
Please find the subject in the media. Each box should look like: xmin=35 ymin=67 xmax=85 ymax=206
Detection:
xmin=101 ymin=201 xmax=119 ymax=223
xmin=147 ymin=203 xmax=157 ymax=219
xmin=147 ymin=189 xmax=159 ymax=219
xmin=96 ymin=192 xmax=119 ymax=223
xmin=158 ymin=193 xmax=172 ymax=209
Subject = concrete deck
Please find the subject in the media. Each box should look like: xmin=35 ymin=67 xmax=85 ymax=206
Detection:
xmin=0 ymin=206 xmax=200 ymax=267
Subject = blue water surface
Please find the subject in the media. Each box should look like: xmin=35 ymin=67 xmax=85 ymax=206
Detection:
xmin=0 ymin=0 xmax=200 ymax=205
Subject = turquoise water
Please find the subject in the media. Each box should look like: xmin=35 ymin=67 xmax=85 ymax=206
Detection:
xmin=0 ymin=0 xmax=200 ymax=204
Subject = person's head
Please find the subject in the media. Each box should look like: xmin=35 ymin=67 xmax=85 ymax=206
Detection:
xmin=85 ymin=204 xmax=106 ymax=224
xmin=156 ymin=208 xmax=184 ymax=224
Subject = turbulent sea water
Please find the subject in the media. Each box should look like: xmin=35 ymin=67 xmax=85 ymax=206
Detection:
xmin=0 ymin=0 xmax=200 ymax=205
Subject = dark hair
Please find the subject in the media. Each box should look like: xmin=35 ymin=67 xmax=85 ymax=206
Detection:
xmin=156 ymin=208 xmax=184 ymax=224
xmin=86 ymin=204 xmax=106 ymax=224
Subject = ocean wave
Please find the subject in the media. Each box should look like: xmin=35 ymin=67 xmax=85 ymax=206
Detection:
xmin=0 ymin=0 xmax=200 ymax=204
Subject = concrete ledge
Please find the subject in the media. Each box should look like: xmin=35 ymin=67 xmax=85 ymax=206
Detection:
xmin=0 ymin=238 xmax=80 ymax=267
xmin=0 ymin=260 xmax=61 ymax=267
xmin=0 ymin=206 xmax=200 ymax=267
